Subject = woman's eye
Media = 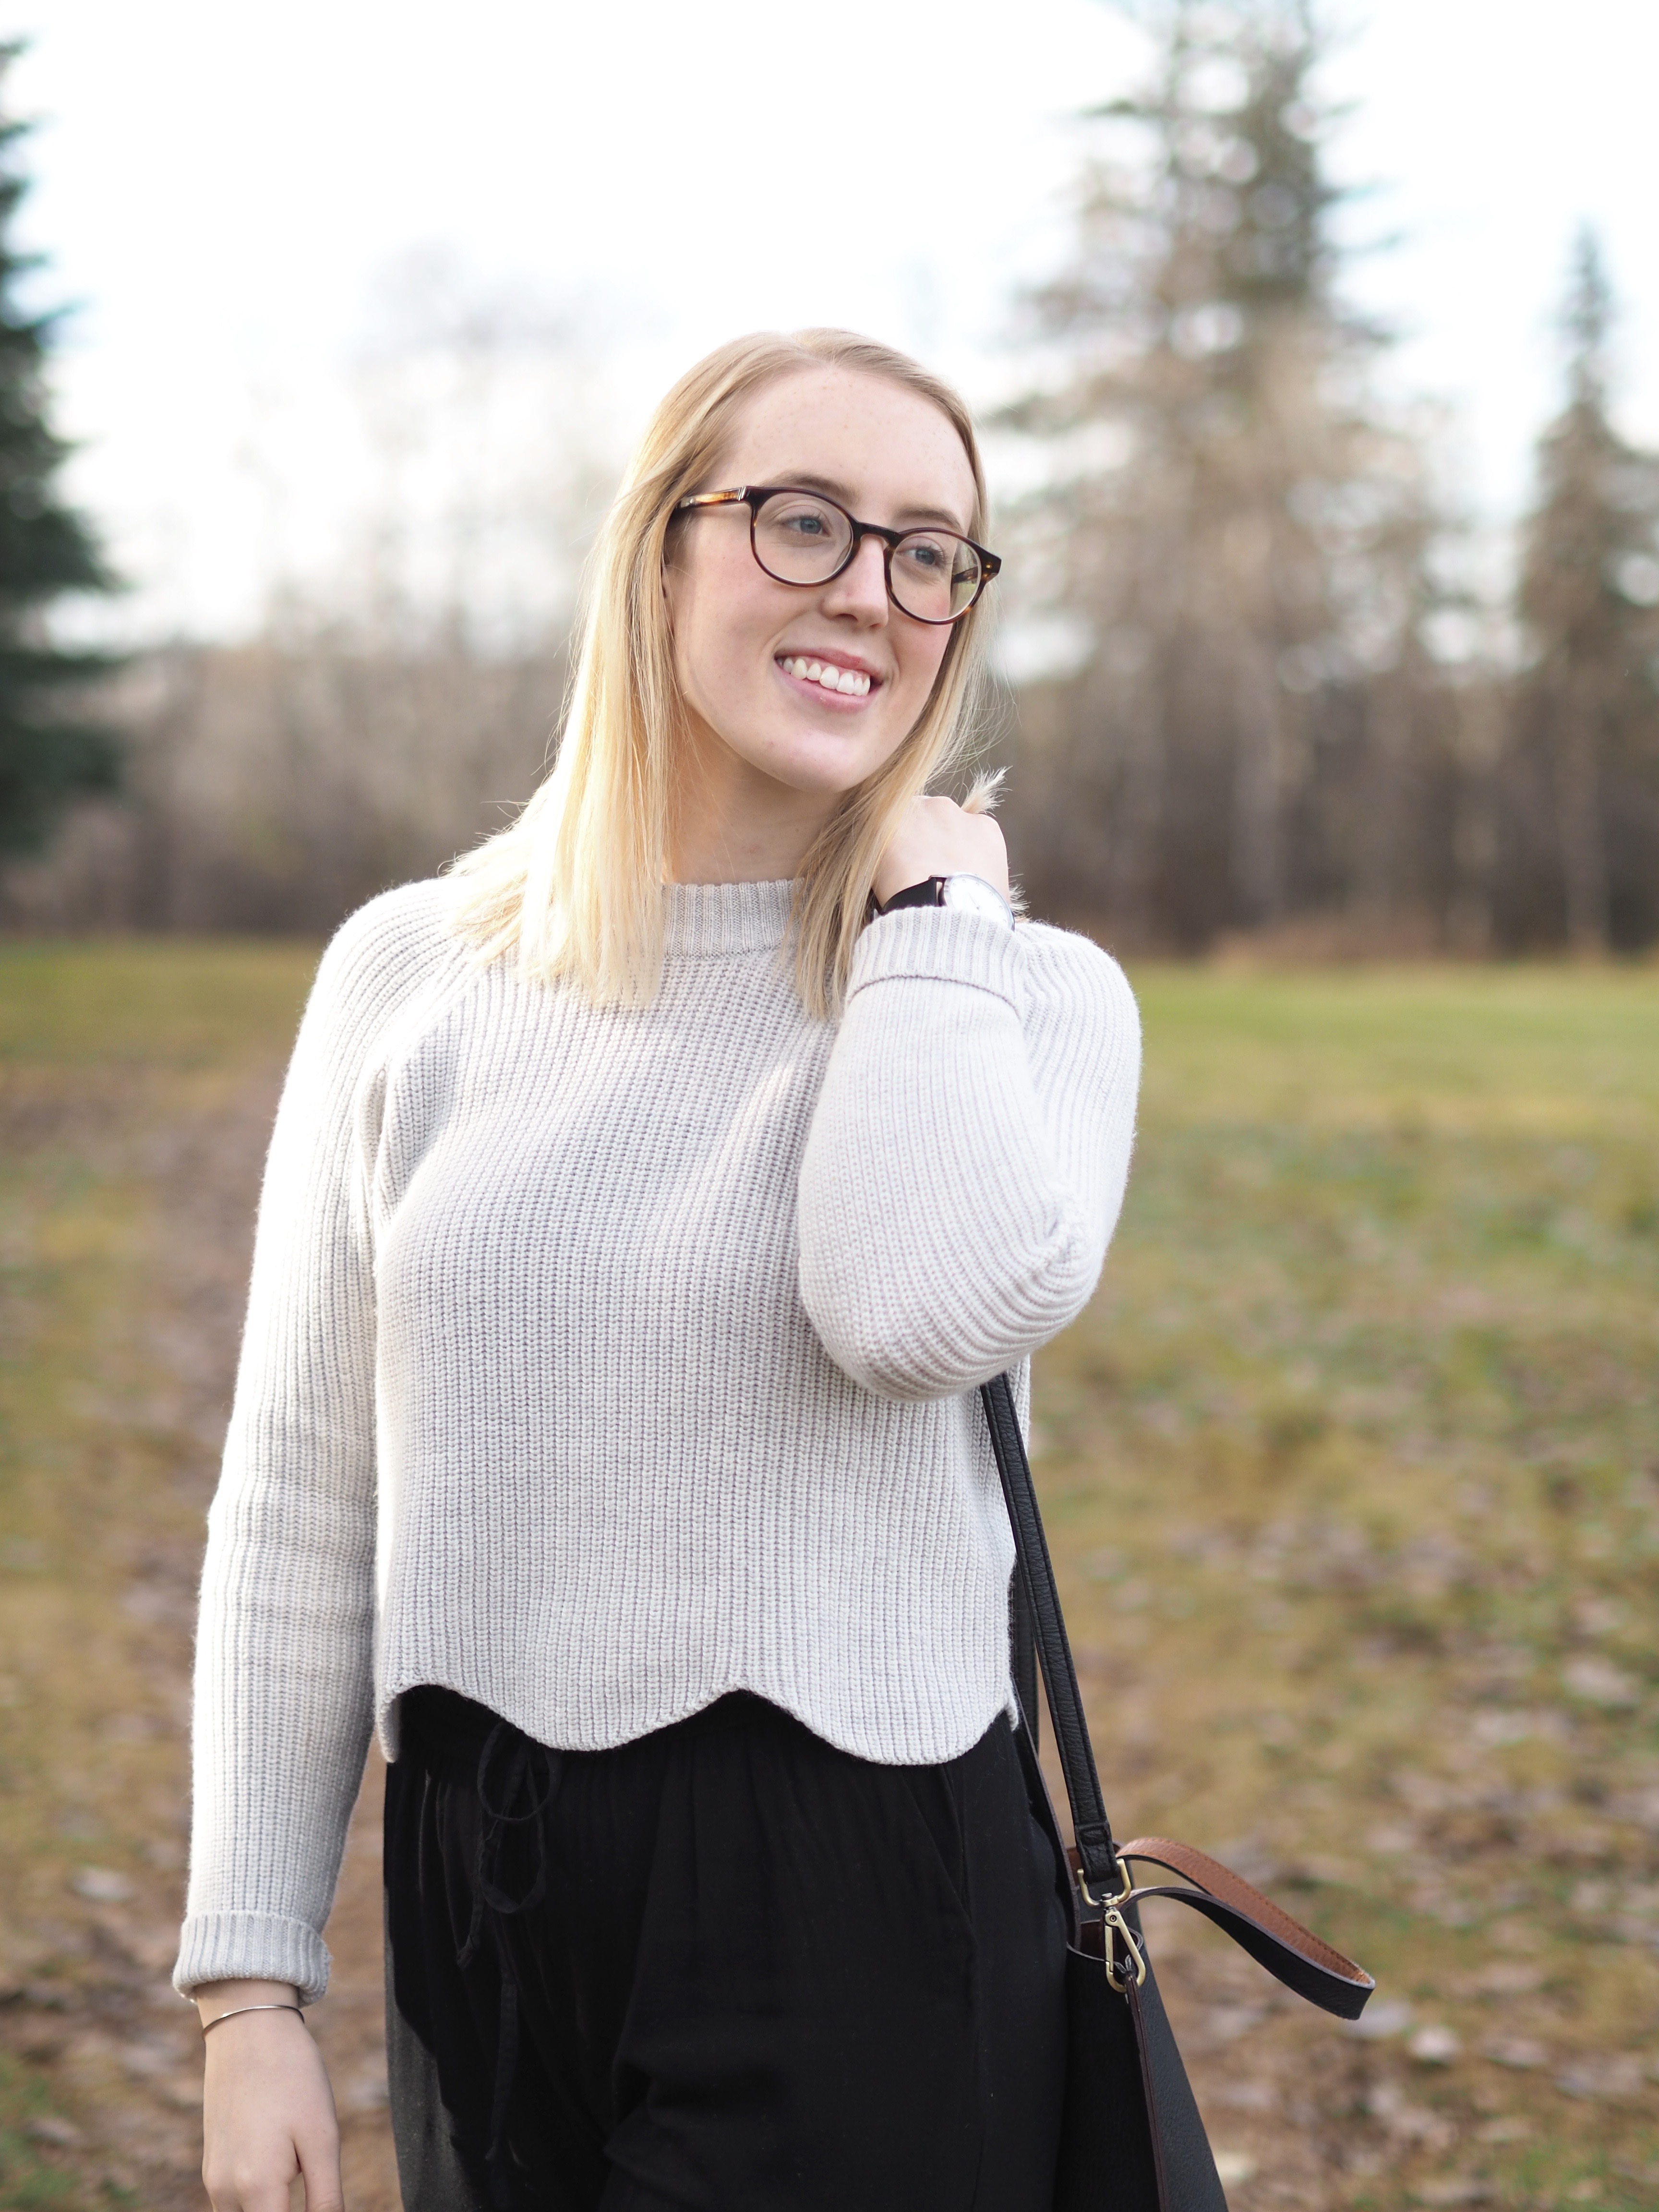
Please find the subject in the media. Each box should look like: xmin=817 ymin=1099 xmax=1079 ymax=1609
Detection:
xmin=899 ymin=538 xmax=949 ymax=572
xmin=780 ymin=512 xmax=831 ymax=538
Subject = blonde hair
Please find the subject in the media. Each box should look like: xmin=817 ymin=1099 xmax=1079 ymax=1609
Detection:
xmin=448 ymin=328 xmax=997 ymax=1018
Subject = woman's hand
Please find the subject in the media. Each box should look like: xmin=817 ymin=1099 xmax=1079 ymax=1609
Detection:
xmin=197 ymin=1980 xmax=342 ymax=2212
xmin=872 ymin=794 xmax=1010 ymax=907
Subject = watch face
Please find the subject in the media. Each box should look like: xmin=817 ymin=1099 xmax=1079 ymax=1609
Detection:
xmin=942 ymin=874 xmax=1014 ymax=928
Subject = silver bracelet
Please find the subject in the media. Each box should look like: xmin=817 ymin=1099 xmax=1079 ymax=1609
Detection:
xmin=200 ymin=2001 xmax=305 ymax=2037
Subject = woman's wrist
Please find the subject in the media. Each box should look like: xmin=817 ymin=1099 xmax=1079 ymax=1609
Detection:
xmin=875 ymin=874 xmax=1015 ymax=930
xmin=875 ymin=876 xmax=946 ymax=912
xmin=193 ymin=1977 xmax=303 ymax=2031
xmin=871 ymin=795 xmax=1010 ymax=906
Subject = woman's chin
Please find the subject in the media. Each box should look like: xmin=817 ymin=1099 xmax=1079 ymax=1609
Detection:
xmin=719 ymin=720 xmax=902 ymax=799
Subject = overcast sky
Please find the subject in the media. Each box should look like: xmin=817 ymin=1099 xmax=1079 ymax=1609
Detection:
xmin=17 ymin=0 xmax=1659 ymax=641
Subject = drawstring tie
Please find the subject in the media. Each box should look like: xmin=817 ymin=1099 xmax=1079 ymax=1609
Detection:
xmin=456 ymin=1716 xmax=561 ymax=2208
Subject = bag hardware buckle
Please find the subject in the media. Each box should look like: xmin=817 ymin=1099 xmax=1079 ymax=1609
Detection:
xmin=1102 ymin=1905 xmax=1149 ymax=1992
xmin=1077 ymin=1851 xmax=1136 ymax=1911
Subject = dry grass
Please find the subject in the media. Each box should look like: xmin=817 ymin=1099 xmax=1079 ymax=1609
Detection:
xmin=1044 ymin=965 xmax=1659 ymax=2210
xmin=0 ymin=944 xmax=394 ymax=2210
xmin=0 ymin=945 xmax=1653 ymax=2210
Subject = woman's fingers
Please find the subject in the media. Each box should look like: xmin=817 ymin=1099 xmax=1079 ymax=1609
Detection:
xmin=203 ymin=2165 xmax=297 ymax=2212
xmin=201 ymin=2114 xmax=299 ymax=2212
xmin=295 ymin=2128 xmax=345 ymax=2212
xmin=203 ymin=2122 xmax=338 ymax=2212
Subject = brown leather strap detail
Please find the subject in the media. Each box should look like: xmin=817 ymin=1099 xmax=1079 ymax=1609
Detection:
xmin=1118 ymin=1836 xmax=1370 ymax=1987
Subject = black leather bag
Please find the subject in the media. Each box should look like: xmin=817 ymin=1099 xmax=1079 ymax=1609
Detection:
xmin=979 ymin=1373 xmax=1376 ymax=2212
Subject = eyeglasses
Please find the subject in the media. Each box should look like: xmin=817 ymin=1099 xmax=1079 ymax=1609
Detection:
xmin=675 ymin=485 xmax=1000 ymax=625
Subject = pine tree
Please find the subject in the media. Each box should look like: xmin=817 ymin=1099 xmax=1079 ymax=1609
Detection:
xmin=0 ymin=42 xmax=120 ymax=860
xmin=1512 ymin=230 xmax=1659 ymax=950
xmin=1000 ymin=0 xmax=1446 ymax=945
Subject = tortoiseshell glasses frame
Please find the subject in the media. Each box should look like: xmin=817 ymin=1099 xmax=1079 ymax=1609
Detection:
xmin=674 ymin=484 xmax=1001 ymax=625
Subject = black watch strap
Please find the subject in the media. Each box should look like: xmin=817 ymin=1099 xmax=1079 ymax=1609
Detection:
xmin=875 ymin=877 xmax=946 ymax=914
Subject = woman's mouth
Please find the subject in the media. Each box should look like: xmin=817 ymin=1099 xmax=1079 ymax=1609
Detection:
xmin=776 ymin=653 xmax=875 ymax=700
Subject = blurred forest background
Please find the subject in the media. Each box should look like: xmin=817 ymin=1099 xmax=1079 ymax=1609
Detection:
xmin=0 ymin=4 xmax=1656 ymax=2212
xmin=2 ymin=2 xmax=1659 ymax=951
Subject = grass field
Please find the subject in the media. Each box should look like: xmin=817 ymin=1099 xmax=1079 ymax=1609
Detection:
xmin=0 ymin=944 xmax=1655 ymax=2211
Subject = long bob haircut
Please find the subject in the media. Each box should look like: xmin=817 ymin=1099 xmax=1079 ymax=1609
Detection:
xmin=448 ymin=328 xmax=996 ymax=1019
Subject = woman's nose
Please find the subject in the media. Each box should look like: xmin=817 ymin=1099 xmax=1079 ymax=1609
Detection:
xmin=822 ymin=534 xmax=891 ymax=622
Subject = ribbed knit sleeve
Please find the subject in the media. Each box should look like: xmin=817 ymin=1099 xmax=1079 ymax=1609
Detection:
xmin=175 ymin=883 xmax=465 ymax=2001
xmin=797 ymin=910 xmax=1140 ymax=1400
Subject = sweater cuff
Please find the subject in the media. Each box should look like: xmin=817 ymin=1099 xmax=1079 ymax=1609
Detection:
xmin=850 ymin=906 xmax=1023 ymax=1009
xmin=173 ymin=1911 xmax=333 ymax=2007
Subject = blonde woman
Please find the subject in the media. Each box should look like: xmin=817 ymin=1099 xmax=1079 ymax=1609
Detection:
xmin=179 ymin=330 xmax=1141 ymax=2212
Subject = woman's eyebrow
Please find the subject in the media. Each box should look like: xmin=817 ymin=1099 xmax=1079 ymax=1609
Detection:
xmin=775 ymin=470 xmax=970 ymax=534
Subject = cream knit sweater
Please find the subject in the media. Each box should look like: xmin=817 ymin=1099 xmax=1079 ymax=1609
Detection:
xmin=175 ymin=877 xmax=1140 ymax=2002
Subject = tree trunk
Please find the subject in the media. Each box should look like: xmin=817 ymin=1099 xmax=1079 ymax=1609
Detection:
xmin=1553 ymin=676 xmax=1609 ymax=952
xmin=1232 ymin=637 xmax=1287 ymax=925
xmin=1103 ymin=659 xmax=1166 ymax=940
xmin=1353 ymin=672 xmax=1411 ymax=927
xmin=1448 ymin=677 xmax=1503 ymax=954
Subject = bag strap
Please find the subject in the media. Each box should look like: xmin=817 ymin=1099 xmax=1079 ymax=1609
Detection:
xmin=981 ymin=1371 xmax=1119 ymax=1895
xmin=981 ymin=1372 xmax=1376 ymax=2022
xmin=1009 ymin=1549 xmax=1040 ymax=1755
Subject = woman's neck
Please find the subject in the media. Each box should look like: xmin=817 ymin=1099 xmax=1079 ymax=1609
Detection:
xmin=667 ymin=718 xmax=842 ymax=887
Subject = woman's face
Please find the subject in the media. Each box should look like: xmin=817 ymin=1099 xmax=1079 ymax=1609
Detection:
xmin=665 ymin=366 xmax=979 ymax=799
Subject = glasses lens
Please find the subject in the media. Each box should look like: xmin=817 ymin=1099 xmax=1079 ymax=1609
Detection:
xmin=752 ymin=491 xmax=854 ymax=584
xmin=890 ymin=529 xmax=984 ymax=622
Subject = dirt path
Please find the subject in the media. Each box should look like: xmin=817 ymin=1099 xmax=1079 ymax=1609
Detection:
xmin=0 ymin=970 xmax=401 ymax=2208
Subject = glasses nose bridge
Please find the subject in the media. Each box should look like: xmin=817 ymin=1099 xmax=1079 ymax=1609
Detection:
xmin=839 ymin=517 xmax=899 ymax=597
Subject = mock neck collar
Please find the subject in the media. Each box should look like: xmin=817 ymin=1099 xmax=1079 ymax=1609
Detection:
xmin=662 ymin=878 xmax=797 ymax=957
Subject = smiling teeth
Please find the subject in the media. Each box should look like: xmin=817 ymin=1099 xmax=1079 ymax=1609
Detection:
xmin=781 ymin=656 xmax=871 ymax=697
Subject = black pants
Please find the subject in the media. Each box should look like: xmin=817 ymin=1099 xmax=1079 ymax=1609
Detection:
xmin=384 ymin=1687 xmax=1070 ymax=2212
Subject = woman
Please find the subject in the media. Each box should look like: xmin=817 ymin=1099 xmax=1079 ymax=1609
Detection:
xmin=179 ymin=328 xmax=1141 ymax=2212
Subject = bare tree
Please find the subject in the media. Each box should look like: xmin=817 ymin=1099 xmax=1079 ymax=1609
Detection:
xmin=0 ymin=257 xmax=623 ymax=935
xmin=998 ymin=0 xmax=1461 ymax=948
xmin=1510 ymin=230 xmax=1659 ymax=953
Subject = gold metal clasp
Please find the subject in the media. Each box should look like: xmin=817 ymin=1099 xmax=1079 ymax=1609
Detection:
xmin=1078 ymin=1853 xmax=1138 ymax=1911
xmin=1102 ymin=1905 xmax=1149 ymax=1991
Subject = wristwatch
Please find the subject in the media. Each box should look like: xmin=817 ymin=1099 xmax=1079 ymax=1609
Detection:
xmin=876 ymin=874 xmax=1015 ymax=930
